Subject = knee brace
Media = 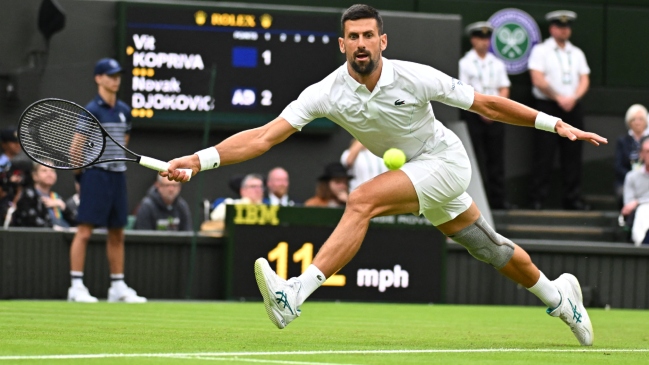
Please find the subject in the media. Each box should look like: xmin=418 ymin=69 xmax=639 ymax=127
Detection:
xmin=447 ymin=215 xmax=515 ymax=269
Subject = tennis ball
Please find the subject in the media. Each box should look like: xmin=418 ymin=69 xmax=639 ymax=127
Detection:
xmin=383 ymin=148 xmax=406 ymax=170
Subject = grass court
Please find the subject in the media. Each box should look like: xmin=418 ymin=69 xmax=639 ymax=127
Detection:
xmin=1 ymin=301 xmax=647 ymax=364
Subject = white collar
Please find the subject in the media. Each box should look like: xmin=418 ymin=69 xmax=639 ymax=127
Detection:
xmin=546 ymin=37 xmax=574 ymax=52
xmin=343 ymin=57 xmax=394 ymax=91
xmin=269 ymin=193 xmax=289 ymax=205
xmin=468 ymin=49 xmax=494 ymax=62
xmin=628 ymin=128 xmax=649 ymax=139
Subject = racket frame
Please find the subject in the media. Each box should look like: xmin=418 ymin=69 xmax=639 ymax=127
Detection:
xmin=18 ymin=98 xmax=192 ymax=180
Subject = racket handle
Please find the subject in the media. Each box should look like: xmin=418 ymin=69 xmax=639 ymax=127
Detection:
xmin=139 ymin=156 xmax=193 ymax=182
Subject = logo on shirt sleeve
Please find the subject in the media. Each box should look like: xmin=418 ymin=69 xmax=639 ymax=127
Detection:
xmin=451 ymin=78 xmax=463 ymax=91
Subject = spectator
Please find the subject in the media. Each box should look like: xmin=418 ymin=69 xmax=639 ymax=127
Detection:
xmin=614 ymin=104 xmax=649 ymax=207
xmin=459 ymin=21 xmax=512 ymax=210
xmin=264 ymin=167 xmax=296 ymax=206
xmin=134 ymin=175 xmax=192 ymax=231
xmin=11 ymin=162 xmax=73 ymax=228
xmin=0 ymin=127 xmax=32 ymax=198
xmin=340 ymin=139 xmax=387 ymax=192
xmin=67 ymin=58 xmax=145 ymax=303
xmin=304 ymin=162 xmax=351 ymax=208
xmin=210 ymin=173 xmax=265 ymax=221
xmin=0 ymin=152 xmax=15 ymax=224
xmin=65 ymin=182 xmax=80 ymax=227
xmin=621 ymin=138 xmax=649 ymax=246
xmin=528 ymin=10 xmax=591 ymax=210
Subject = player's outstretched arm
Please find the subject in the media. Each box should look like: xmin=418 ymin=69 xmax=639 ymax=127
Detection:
xmin=163 ymin=117 xmax=298 ymax=182
xmin=469 ymin=92 xmax=607 ymax=146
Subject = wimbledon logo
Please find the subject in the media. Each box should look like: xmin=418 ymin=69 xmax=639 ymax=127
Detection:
xmin=488 ymin=8 xmax=541 ymax=75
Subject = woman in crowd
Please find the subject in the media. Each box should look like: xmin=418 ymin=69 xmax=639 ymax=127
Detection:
xmin=614 ymin=104 xmax=649 ymax=207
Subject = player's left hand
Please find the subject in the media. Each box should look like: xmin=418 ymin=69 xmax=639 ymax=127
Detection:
xmin=555 ymin=120 xmax=608 ymax=146
xmin=161 ymin=155 xmax=200 ymax=182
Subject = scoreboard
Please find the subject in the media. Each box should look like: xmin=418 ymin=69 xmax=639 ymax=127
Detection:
xmin=117 ymin=2 xmax=342 ymax=131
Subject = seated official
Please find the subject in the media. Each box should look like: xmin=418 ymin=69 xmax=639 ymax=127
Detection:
xmin=11 ymin=163 xmax=73 ymax=228
xmin=210 ymin=173 xmax=265 ymax=221
xmin=134 ymin=175 xmax=192 ymax=231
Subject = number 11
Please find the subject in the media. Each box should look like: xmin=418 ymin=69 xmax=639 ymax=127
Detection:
xmin=268 ymin=242 xmax=346 ymax=286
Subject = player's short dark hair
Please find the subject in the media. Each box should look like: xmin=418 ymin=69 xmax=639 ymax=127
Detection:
xmin=341 ymin=4 xmax=383 ymax=35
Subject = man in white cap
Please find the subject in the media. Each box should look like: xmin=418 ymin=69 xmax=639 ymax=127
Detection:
xmin=459 ymin=21 xmax=512 ymax=210
xmin=527 ymin=10 xmax=591 ymax=210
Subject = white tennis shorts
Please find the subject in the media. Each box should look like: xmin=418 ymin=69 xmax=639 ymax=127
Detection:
xmin=400 ymin=130 xmax=473 ymax=226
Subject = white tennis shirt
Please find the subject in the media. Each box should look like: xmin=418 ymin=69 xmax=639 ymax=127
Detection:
xmin=280 ymin=58 xmax=475 ymax=160
xmin=528 ymin=37 xmax=590 ymax=100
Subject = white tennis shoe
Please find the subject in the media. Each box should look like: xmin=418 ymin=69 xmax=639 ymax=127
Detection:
xmin=108 ymin=285 xmax=147 ymax=303
xmin=67 ymin=285 xmax=98 ymax=303
xmin=548 ymin=273 xmax=594 ymax=346
xmin=254 ymin=258 xmax=301 ymax=329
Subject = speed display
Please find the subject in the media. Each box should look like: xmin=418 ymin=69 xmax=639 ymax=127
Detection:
xmin=117 ymin=2 xmax=342 ymax=131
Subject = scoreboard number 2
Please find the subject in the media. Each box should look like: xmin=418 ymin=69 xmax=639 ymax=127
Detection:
xmin=261 ymin=90 xmax=272 ymax=106
xmin=268 ymin=242 xmax=346 ymax=286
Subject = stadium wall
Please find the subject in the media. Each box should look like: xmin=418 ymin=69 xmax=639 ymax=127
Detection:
xmin=1 ymin=227 xmax=647 ymax=309
xmin=0 ymin=228 xmax=225 ymax=300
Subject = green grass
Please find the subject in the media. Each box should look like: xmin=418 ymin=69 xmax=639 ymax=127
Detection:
xmin=0 ymin=301 xmax=647 ymax=364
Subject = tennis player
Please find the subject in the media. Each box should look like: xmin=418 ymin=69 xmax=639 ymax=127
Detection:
xmin=163 ymin=5 xmax=605 ymax=345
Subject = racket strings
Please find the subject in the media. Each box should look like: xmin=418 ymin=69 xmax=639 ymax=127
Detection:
xmin=19 ymin=101 xmax=104 ymax=169
xmin=21 ymin=105 xmax=98 ymax=167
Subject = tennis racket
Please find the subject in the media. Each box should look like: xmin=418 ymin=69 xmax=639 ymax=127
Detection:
xmin=18 ymin=98 xmax=192 ymax=180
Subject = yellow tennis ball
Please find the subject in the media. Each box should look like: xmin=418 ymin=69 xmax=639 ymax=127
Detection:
xmin=383 ymin=148 xmax=406 ymax=170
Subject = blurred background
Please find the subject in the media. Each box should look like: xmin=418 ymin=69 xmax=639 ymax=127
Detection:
xmin=1 ymin=0 xmax=646 ymax=212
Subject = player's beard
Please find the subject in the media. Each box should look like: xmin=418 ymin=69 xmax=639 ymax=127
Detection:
xmin=351 ymin=50 xmax=378 ymax=75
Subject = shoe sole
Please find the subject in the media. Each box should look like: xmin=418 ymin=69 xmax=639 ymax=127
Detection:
xmin=254 ymin=258 xmax=285 ymax=329
xmin=107 ymin=298 xmax=146 ymax=303
xmin=68 ymin=297 xmax=98 ymax=303
xmin=560 ymin=273 xmax=594 ymax=346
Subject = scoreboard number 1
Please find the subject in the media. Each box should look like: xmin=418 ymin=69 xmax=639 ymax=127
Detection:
xmin=268 ymin=242 xmax=346 ymax=286
xmin=262 ymin=50 xmax=271 ymax=65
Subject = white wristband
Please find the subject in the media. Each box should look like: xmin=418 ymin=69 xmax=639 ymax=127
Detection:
xmin=535 ymin=112 xmax=559 ymax=133
xmin=195 ymin=147 xmax=220 ymax=171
